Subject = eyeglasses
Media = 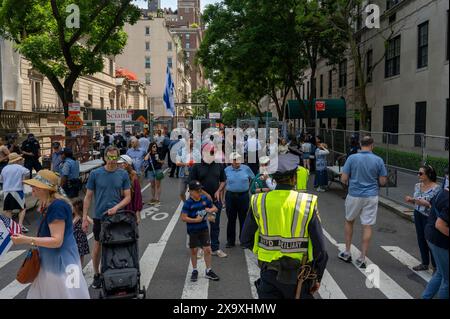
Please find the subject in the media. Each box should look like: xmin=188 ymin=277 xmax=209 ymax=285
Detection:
xmin=106 ymin=155 xmax=119 ymax=161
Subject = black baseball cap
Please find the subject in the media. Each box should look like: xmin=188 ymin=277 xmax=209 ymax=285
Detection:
xmin=188 ymin=180 xmax=203 ymax=191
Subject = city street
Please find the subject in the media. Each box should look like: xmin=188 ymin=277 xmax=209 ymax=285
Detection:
xmin=0 ymin=173 xmax=431 ymax=299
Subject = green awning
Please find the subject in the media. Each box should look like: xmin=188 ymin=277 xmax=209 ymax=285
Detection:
xmin=286 ymin=99 xmax=346 ymax=119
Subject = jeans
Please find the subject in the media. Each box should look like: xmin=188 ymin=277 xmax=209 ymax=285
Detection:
xmin=422 ymin=241 xmax=449 ymax=299
xmin=414 ymin=210 xmax=436 ymax=267
xmin=225 ymin=191 xmax=250 ymax=246
xmin=210 ymin=200 xmax=222 ymax=252
xmin=314 ymin=170 xmax=328 ymax=188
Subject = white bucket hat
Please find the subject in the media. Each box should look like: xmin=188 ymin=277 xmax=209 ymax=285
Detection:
xmin=118 ymin=154 xmax=133 ymax=165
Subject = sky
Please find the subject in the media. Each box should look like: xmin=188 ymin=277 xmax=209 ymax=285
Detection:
xmin=133 ymin=0 xmax=220 ymax=12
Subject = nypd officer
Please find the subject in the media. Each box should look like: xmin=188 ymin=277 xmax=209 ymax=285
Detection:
xmin=240 ymin=153 xmax=328 ymax=299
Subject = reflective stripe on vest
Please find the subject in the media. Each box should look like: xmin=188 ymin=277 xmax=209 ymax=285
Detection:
xmin=251 ymin=190 xmax=317 ymax=263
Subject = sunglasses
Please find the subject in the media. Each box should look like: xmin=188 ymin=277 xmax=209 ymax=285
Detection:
xmin=106 ymin=155 xmax=119 ymax=161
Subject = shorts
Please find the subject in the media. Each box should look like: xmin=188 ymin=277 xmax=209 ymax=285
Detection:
xmin=93 ymin=218 xmax=102 ymax=242
xmin=146 ymin=169 xmax=163 ymax=181
xmin=179 ymin=178 xmax=189 ymax=196
xmin=303 ymin=152 xmax=310 ymax=160
xmin=345 ymin=195 xmax=379 ymax=225
xmin=189 ymin=229 xmax=211 ymax=248
xmin=3 ymin=192 xmax=26 ymax=211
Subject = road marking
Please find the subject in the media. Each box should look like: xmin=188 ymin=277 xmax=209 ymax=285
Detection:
xmin=0 ymin=250 xmax=25 ymax=270
xmin=318 ymin=270 xmax=347 ymax=299
xmin=381 ymin=246 xmax=432 ymax=283
xmin=141 ymin=181 xmax=152 ymax=193
xmin=0 ymin=280 xmax=30 ymax=299
xmin=322 ymin=229 xmax=413 ymax=299
xmin=182 ymin=253 xmax=208 ymax=299
xmin=244 ymin=249 xmax=259 ymax=299
xmin=140 ymin=200 xmax=183 ymax=291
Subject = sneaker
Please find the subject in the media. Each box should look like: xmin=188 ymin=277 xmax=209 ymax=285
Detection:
xmin=355 ymin=258 xmax=367 ymax=269
xmin=205 ymin=269 xmax=220 ymax=281
xmin=21 ymin=225 xmax=29 ymax=233
xmin=92 ymin=274 xmax=102 ymax=289
xmin=413 ymin=264 xmax=429 ymax=271
xmin=211 ymin=249 xmax=227 ymax=258
xmin=190 ymin=270 xmax=198 ymax=282
xmin=197 ymin=249 xmax=204 ymax=259
xmin=338 ymin=251 xmax=352 ymax=263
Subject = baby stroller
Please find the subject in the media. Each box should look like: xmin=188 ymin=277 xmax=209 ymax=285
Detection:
xmin=98 ymin=210 xmax=146 ymax=299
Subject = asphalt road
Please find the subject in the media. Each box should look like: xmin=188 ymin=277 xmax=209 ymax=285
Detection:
xmin=0 ymin=172 xmax=432 ymax=299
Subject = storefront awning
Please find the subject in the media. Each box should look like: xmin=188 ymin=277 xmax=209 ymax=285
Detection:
xmin=286 ymin=99 xmax=346 ymax=119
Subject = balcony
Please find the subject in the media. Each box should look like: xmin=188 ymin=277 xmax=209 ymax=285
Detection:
xmin=32 ymin=104 xmax=64 ymax=113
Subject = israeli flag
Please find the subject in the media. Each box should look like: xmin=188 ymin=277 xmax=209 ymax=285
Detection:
xmin=163 ymin=66 xmax=175 ymax=117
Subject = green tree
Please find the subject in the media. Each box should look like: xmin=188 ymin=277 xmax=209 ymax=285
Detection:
xmin=0 ymin=0 xmax=141 ymax=119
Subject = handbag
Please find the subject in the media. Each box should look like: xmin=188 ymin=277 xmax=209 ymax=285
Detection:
xmin=16 ymin=208 xmax=46 ymax=284
xmin=149 ymin=156 xmax=165 ymax=181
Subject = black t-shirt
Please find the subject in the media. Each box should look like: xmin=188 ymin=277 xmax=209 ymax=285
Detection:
xmin=425 ymin=189 xmax=449 ymax=250
xmin=190 ymin=162 xmax=225 ymax=199
xmin=21 ymin=138 xmax=40 ymax=160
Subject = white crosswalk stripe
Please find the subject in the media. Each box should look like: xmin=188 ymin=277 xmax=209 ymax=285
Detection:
xmin=0 ymin=250 xmax=25 ymax=270
xmin=322 ymin=229 xmax=413 ymax=299
xmin=381 ymin=246 xmax=432 ymax=283
xmin=319 ymin=270 xmax=347 ymax=299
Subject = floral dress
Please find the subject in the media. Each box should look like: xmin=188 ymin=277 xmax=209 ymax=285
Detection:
xmin=73 ymin=218 xmax=90 ymax=257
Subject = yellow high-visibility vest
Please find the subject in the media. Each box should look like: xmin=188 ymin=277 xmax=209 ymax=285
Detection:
xmin=296 ymin=166 xmax=310 ymax=191
xmin=250 ymin=190 xmax=317 ymax=264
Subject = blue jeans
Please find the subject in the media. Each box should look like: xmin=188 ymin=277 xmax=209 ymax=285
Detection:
xmin=209 ymin=200 xmax=222 ymax=252
xmin=422 ymin=241 xmax=449 ymax=299
xmin=413 ymin=210 xmax=436 ymax=267
xmin=314 ymin=169 xmax=328 ymax=188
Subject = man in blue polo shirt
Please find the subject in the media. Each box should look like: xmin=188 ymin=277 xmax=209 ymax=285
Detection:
xmin=339 ymin=136 xmax=387 ymax=268
xmin=224 ymin=152 xmax=255 ymax=248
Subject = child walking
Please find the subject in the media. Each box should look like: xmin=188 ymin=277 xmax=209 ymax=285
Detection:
xmin=181 ymin=180 xmax=220 ymax=282
xmin=72 ymin=199 xmax=91 ymax=265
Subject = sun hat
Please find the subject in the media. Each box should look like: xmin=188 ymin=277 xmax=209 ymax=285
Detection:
xmin=259 ymin=156 xmax=270 ymax=165
xmin=8 ymin=152 xmax=23 ymax=164
xmin=118 ymin=154 xmax=133 ymax=165
xmin=23 ymin=170 xmax=61 ymax=192
xmin=229 ymin=152 xmax=242 ymax=161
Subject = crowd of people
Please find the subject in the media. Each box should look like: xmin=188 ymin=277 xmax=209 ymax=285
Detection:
xmin=0 ymin=127 xmax=447 ymax=300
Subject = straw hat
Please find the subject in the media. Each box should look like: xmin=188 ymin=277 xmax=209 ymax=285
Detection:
xmin=8 ymin=153 xmax=23 ymax=164
xmin=24 ymin=170 xmax=60 ymax=192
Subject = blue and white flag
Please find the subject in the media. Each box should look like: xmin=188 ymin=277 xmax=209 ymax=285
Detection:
xmin=163 ymin=66 xmax=175 ymax=117
xmin=0 ymin=215 xmax=22 ymax=260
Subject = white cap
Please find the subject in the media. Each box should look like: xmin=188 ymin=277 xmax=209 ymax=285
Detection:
xmin=229 ymin=152 xmax=242 ymax=161
xmin=259 ymin=156 xmax=270 ymax=165
xmin=118 ymin=155 xmax=133 ymax=165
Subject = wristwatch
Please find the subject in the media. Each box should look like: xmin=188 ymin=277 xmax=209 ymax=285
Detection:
xmin=30 ymin=238 xmax=36 ymax=247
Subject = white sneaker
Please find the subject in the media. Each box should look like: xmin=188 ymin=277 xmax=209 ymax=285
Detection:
xmin=211 ymin=249 xmax=227 ymax=258
xmin=197 ymin=249 xmax=204 ymax=259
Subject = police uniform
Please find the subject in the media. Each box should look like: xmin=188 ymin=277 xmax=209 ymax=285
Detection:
xmin=21 ymin=135 xmax=42 ymax=179
xmin=296 ymin=166 xmax=309 ymax=192
xmin=240 ymin=153 xmax=328 ymax=299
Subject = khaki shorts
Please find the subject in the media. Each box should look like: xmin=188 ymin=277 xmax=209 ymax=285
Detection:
xmin=345 ymin=195 xmax=379 ymax=226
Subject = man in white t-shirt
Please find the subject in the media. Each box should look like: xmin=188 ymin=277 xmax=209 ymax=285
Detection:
xmin=0 ymin=153 xmax=30 ymax=233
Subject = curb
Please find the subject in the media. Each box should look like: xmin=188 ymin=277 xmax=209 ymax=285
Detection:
xmin=379 ymin=196 xmax=414 ymax=222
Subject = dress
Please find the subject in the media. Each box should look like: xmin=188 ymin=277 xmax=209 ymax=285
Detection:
xmin=27 ymin=199 xmax=90 ymax=299
xmin=73 ymin=219 xmax=90 ymax=257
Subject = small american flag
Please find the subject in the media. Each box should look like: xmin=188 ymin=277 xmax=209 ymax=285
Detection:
xmin=0 ymin=215 xmax=22 ymax=236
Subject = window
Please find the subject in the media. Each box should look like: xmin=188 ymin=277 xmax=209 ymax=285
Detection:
xmin=339 ymin=60 xmax=347 ymax=88
xmin=319 ymin=74 xmax=323 ymax=97
xmin=389 ymin=13 xmax=396 ymax=24
xmin=186 ymin=52 xmax=190 ymax=59
xmin=366 ymin=50 xmax=373 ymax=83
xmin=31 ymin=81 xmax=42 ymax=108
xmin=168 ymin=57 xmax=173 ymax=68
xmin=328 ymin=70 xmax=332 ymax=95
xmin=186 ymin=42 xmax=190 ymax=49
xmin=145 ymin=42 xmax=150 ymax=51
xmin=145 ymin=57 xmax=151 ymax=69
xmin=386 ymin=0 xmax=400 ymax=11
xmin=145 ymin=26 xmax=150 ymax=35
xmin=186 ymin=34 xmax=190 ymax=40
xmin=168 ymin=42 xmax=172 ymax=51
xmin=145 ymin=73 xmax=151 ymax=85
xmin=110 ymin=99 xmax=114 ymax=109
xmin=88 ymin=94 xmax=93 ymax=105
xmin=417 ymin=21 xmax=429 ymax=68
xmin=385 ymin=35 xmax=401 ymax=78
xmin=383 ymin=105 xmax=399 ymax=144
xmin=185 ymin=8 xmax=189 ymax=13
xmin=100 ymin=97 xmax=105 ymax=110
xmin=414 ymin=102 xmax=427 ymax=147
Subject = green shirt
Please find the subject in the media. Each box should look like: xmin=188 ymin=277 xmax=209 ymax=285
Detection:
xmin=250 ymin=173 xmax=270 ymax=194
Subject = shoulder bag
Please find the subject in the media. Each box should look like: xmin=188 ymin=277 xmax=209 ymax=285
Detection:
xmin=149 ymin=156 xmax=165 ymax=181
xmin=16 ymin=208 xmax=47 ymax=284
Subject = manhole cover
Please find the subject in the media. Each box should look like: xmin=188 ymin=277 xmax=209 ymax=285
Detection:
xmin=377 ymin=227 xmax=396 ymax=234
